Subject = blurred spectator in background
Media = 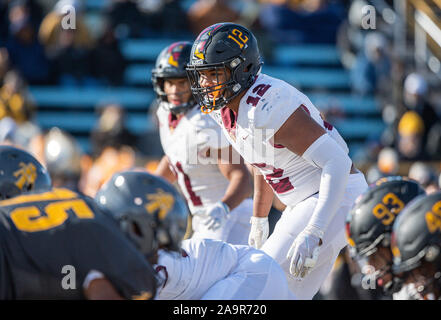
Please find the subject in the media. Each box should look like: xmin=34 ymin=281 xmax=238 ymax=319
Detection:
xmin=49 ymin=27 xmax=97 ymax=86
xmin=258 ymin=0 xmax=345 ymax=44
xmin=0 ymin=47 xmax=11 ymax=86
xmin=39 ymin=0 xmax=93 ymax=53
xmin=408 ymin=162 xmax=439 ymax=194
xmin=0 ymin=1 xmax=8 ymax=42
xmin=366 ymin=147 xmax=399 ymax=184
xmin=39 ymin=0 xmax=96 ymax=86
xmin=5 ymin=0 xmax=50 ymax=84
xmin=397 ymin=110 xmax=426 ymax=161
xmin=0 ymin=70 xmax=43 ymax=161
xmin=81 ymin=145 xmax=136 ymax=197
xmin=105 ymin=0 xmax=189 ymax=39
xmin=1 ymin=0 xmax=44 ymax=43
xmin=0 ymin=116 xmax=18 ymax=145
xmin=403 ymin=73 xmax=440 ymax=150
xmin=186 ymin=0 xmax=273 ymax=60
xmin=337 ymin=0 xmax=370 ymax=70
xmin=426 ymin=121 xmax=441 ymax=160
xmin=0 ymin=70 xmax=35 ymax=124
xmin=43 ymin=127 xmax=84 ymax=191
xmin=350 ymin=32 xmax=391 ymax=96
xmin=83 ymin=102 xmax=138 ymax=196
xmin=137 ymin=0 xmax=190 ymax=37
xmin=90 ymin=21 xmax=127 ymax=86
xmin=90 ymin=103 xmax=137 ymax=157
xmin=187 ymin=0 xmax=239 ymax=36
xmin=105 ymin=0 xmax=148 ymax=39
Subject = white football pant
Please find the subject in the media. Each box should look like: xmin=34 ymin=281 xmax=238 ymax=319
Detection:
xmin=261 ymin=172 xmax=368 ymax=299
xmin=201 ymin=247 xmax=296 ymax=300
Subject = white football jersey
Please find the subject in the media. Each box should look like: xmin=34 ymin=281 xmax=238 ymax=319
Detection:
xmin=210 ymin=73 xmax=350 ymax=207
xmin=154 ymin=239 xmax=242 ymax=300
xmin=154 ymin=238 xmax=294 ymax=300
xmin=157 ymin=104 xmax=231 ymax=214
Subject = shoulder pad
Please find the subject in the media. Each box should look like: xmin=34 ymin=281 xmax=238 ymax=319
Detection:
xmin=252 ymin=82 xmax=303 ymax=131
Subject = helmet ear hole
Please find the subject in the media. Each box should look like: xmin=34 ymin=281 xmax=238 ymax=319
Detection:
xmin=131 ymin=221 xmax=143 ymax=238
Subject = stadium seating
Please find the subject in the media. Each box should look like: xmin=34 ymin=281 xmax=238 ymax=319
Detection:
xmin=29 ymin=37 xmax=384 ymax=157
xmin=29 ymin=87 xmax=153 ymax=110
xmin=273 ymin=45 xmax=341 ymax=66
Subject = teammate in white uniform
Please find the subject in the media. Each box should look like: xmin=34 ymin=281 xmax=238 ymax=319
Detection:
xmin=152 ymin=42 xmax=253 ymax=244
xmin=186 ymin=23 xmax=369 ymax=299
xmin=96 ymin=171 xmax=294 ymax=300
xmin=155 ymin=238 xmax=295 ymax=300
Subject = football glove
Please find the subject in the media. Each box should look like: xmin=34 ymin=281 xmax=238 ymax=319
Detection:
xmin=194 ymin=201 xmax=230 ymax=231
xmin=248 ymin=216 xmax=269 ymax=249
xmin=287 ymin=225 xmax=323 ymax=279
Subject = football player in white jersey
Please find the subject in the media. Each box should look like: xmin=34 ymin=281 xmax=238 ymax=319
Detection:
xmin=151 ymin=42 xmax=253 ymax=245
xmin=155 ymin=237 xmax=295 ymax=300
xmin=96 ymin=170 xmax=295 ymax=300
xmin=186 ymin=23 xmax=369 ymax=299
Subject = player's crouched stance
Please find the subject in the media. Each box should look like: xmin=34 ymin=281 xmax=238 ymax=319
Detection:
xmin=156 ymin=238 xmax=295 ymax=300
xmin=346 ymin=177 xmax=426 ymax=299
xmin=186 ymin=22 xmax=368 ymax=299
xmin=391 ymin=192 xmax=441 ymax=300
xmin=96 ymin=171 xmax=295 ymax=300
xmin=151 ymin=42 xmax=252 ymax=245
xmin=0 ymin=146 xmax=158 ymax=299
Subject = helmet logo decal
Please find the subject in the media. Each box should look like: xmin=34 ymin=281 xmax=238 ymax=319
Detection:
xmin=196 ymin=24 xmax=224 ymax=41
xmin=194 ymin=40 xmax=206 ymax=60
xmin=14 ymin=162 xmax=37 ymax=190
xmin=228 ymin=29 xmax=249 ymax=49
xmin=167 ymin=43 xmax=184 ymax=67
xmin=425 ymin=200 xmax=441 ymax=234
xmin=168 ymin=55 xmax=179 ymax=67
xmin=145 ymin=189 xmax=175 ymax=220
xmin=372 ymin=193 xmax=405 ymax=226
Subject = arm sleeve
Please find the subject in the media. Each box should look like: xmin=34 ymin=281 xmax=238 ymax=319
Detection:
xmin=301 ymin=134 xmax=352 ymax=236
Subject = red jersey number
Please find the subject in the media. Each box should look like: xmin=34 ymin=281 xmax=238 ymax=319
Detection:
xmin=246 ymin=84 xmax=271 ymax=107
xmin=252 ymin=163 xmax=294 ymax=194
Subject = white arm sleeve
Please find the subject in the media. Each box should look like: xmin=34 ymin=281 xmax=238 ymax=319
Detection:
xmin=301 ymin=133 xmax=352 ymax=236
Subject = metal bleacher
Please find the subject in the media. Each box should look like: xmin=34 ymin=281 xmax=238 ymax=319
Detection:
xmin=29 ymin=26 xmax=384 ymax=156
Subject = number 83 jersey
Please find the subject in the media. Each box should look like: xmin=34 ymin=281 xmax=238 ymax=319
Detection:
xmin=0 ymin=188 xmax=158 ymax=299
xmin=211 ymin=73 xmax=350 ymax=207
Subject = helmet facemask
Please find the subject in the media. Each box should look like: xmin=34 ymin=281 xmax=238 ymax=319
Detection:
xmin=401 ymin=261 xmax=441 ymax=300
xmin=152 ymin=75 xmax=194 ymax=115
xmin=187 ymin=56 xmax=259 ymax=112
xmin=0 ymin=181 xmax=22 ymax=200
xmin=151 ymin=42 xmax=195 ymax=115
xmin=121 ymin=213 xmax=156 ymax=258
xmin=394 ymin=245 xmax=441 ymax=299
